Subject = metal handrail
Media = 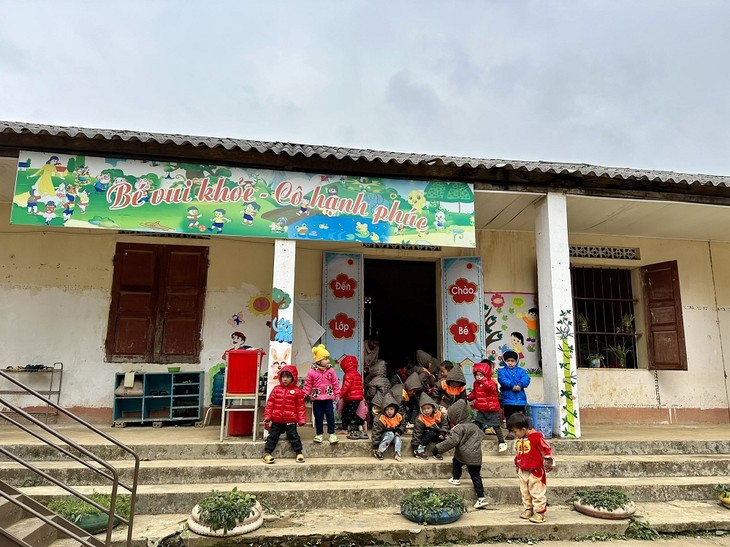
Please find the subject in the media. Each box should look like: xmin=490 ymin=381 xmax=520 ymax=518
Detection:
xmin=0 ymin=369 xmax=140 ymax=546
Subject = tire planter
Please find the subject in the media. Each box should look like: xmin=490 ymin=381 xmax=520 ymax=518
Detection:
xmin=573 ymin=499 xmax=636 ymax=520
xmin=187 ymin=501 xmax=263 ymax=537
xmin=74 ymin=513 xmax=119 ymax=534
xmin=719 ymin=494 xmax=730 ymax=510
xmin=401 ymin=506 xmax=463 ymax=525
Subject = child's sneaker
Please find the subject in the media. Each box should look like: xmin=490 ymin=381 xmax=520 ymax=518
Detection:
xmin=346 ymin=430 xmax=359 ymax=440
xmin=447 ymin=478 xmax=461 ymax=486
xmin=313 ymin=434 xmax=323 ymax=443
xmin=263 ymin=454 xmax=275 ymax=464
xmin=296 ymin=454 xmax=305 ymax=463
xmin=394 ymin=452 xmax=402 ymax=462
xmin=373 ymin=449 xmax=384 ymax=460
xmin=529 ymin=513 xmax=546 ymax=523
xmin=413 ymin=450 xmax=428 ymax=460
xmin=498 ymin=443 xmax=508 ymax=453
xmin=473 ymin=497 xmax=489 ymax=509
xmin=432 ymin=452 xmax=443 ymax=460
xmin=329 ymin=433 xmax=339 ymax=444
xmin=520 ymin=510 xmax=533 ymax=520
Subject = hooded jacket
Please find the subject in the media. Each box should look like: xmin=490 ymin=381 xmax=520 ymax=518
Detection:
xmin=411 ymin=392 xmax=450 ymax=448
xmin=498 ymin=360 xmax=530 ymax=406
xmin=339 ymin=355 xmax=364 ymax=402
xmin=371 ymin=392 xmax=405 ymax=447
xmin=468 ymin=361 xmax=501 ymax=412
xmin=416 ymin=349 xmax=441 ymax=376
xmin=365 ymin=359 xmax=392 ymax=407
xmin=302 ymin=362 xmax=341 ymax=401
xmin=434 ymin=366 xmax=467 ymax=409
xmin=434 ymin=399 xmax=484 ymax=465
xmin=263 ymin=365 xmax=306 ymax=425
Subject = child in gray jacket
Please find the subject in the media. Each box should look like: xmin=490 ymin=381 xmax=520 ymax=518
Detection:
xmin=432 ymin=399 xmax=488 ymax=509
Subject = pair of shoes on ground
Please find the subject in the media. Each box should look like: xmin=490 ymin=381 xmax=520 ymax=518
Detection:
xmin=447 ymin=477 xmax=461 ymax=486
xmin=313 ymin=434 xmax=339 ymax=444
xmin=346 ymin=430 xmax=369 ymax=440
xmin=263 ymin=453 xmax=305 ymax=464
xmin=373 ymin=449 xmax=384 ymax=460
xmin=520 ymin=510 xmax=545 ymax=523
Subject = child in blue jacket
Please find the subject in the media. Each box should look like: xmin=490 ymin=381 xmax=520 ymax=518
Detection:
xmin=498 ymin=349 xmax=530 ymax=440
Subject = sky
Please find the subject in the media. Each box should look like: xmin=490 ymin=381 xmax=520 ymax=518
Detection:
xmin=1 ymin=1 xmax=729 ymax=176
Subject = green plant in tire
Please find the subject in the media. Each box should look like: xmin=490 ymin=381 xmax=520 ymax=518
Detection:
xmin=46 ymin=492 xmax=131 ymax=524
xmin=197 ymin=488 xmax=258 ymax=534
xmin=400 ymin=488 xmax=466 ymax=523
xmin=568 ymin=488 xmax=633 ymax=511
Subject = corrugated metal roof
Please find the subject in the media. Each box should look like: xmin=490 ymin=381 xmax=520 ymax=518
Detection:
xmin=1 ymin=120 xmax=728 ymax=187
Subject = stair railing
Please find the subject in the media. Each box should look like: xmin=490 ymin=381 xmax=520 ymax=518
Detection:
xmin=0 ymin=370 xmax=139 ymax=547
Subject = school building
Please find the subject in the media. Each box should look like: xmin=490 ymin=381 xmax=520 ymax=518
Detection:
xmin=1 ymin=120 xmax=729 ymax=437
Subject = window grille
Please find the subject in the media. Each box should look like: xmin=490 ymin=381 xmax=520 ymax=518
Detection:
xmin=569 ymin=246 xmax=639 ymax=260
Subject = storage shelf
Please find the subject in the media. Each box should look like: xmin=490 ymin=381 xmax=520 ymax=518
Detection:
xmin=0 ymin=362 xmax=63 ymax=424
xmin=113 ymin=371 xmax=202 ymax=427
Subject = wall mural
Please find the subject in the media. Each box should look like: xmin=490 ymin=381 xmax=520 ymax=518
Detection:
xmin=11 ymin=151 xmax=476 ymax=248
xmin=555 ymin=309 xmax=578 ymax=438
xmin=484 ymin=292 xmax=541 ymax=377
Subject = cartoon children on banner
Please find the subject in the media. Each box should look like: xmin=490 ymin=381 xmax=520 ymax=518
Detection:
xmin=485 ymin=293 xmax=541 ymax=375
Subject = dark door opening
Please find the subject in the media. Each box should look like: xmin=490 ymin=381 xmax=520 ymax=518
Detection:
xmin=364 ymin=259 xmax=437 ymax=372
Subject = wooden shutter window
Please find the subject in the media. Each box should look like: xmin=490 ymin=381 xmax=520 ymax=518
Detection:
xmin=106 ymin=243 xmax=208 ymax=363
xmin=641 ymin=260 xmax=688 ymax=371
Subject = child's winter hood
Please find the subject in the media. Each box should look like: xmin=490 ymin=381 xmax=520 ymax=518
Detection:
xmin=340 ymin=355 xmax=359 ymax=374
xmin=369 ymin=359 xmax=388 ymax=378
xmin=447 ymin=399 xmax=469 ymax=425
xmin=444 ymin=366 xmax=467 ymax=386
xmin=419 ymin=392 xmax=438 ymax=411
xmin=473 ymin=361 xmax=493 ymax=378
xmin=278 ymin=364 xmax=299 ymax=385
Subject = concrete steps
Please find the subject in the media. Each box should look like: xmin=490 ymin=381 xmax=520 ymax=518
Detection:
xmin=3 ymin=453 xmax=730 ymax=487
xmin=48 ymin=502 xmax=730 ymax=547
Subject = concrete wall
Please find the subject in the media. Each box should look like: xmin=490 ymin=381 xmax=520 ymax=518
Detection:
xmin=1 ymin=203 xmax=728 ymax=424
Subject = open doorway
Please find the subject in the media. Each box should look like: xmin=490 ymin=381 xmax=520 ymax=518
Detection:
xmin=364 ymin=259 xmax=438 ymax=372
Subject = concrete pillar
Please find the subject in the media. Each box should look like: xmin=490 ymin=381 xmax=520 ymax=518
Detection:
xmin=266 ymin=239 xmax=296 ymax=397
xmin=535 ymin=193 xmax=580 ymax=438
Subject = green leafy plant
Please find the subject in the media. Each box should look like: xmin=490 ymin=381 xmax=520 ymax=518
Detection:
xmin=400 ymin=488 xmax=465 ymax=523
xmin=568 ymin=488 xmax=633 ymax=511
xmin=576 ymin=314 xmax=590 ymax=332
xmin=46 ymin=492 xmax=131 ymax=524
xmin=586 ymin=353 xmax=604 ymax=367
xmin=606 ymin=342 xmax=632 ymax=367
xmin=626 ymin=516 xmax=659 ymax=540
xmin=197 ymin=488 xmax=258 ymax=534
xmin=620 ymin=313 xmax=635 ymax=333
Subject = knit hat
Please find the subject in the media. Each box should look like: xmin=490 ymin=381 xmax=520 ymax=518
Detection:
xmin=502 ymin=349 xmax=519 ymax=362
xmin=312 ymin=344 xmax=330 ymax=363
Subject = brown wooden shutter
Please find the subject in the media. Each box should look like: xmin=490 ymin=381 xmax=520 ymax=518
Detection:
xmin=105 ymin=244 xmax=157 ymax=362
xmin=157 ymin=246 xmax=208 ymax=363
xmin=641 ymin=260 xmax=687 ymax=370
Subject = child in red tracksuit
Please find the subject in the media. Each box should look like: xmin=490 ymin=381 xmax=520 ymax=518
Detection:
xmin=507 ymin=412 xmax=554 ymax=523
xmin=262 ymin=365 xmax=306 ymax=464
xmin=339 ymin=355 xmax=368 ymax=439
xmin=468 ymin=360 xmax=507 ymax=452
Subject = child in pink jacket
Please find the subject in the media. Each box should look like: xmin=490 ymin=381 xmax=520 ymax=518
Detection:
xmin=303 ymin=344 xmax=341 ymax=444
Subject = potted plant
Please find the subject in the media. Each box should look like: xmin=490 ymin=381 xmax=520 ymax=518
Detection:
xmin=586 ymin=353 xmax=604 ymax=368
xmin=716 ymin=484 xmax=730 ymax=509
xmin=569 ymin=488 xmax=636 ymax=519
xmin=187 ymin=488 xmax=263 ymax=537
xmin=606 ymin=342 xmax=632 ymax=368
xmin=620 ymin=313 xmax=635 ymax=334
xmin=45 ymin=493 xmax=131 ymax=534
xmin=400 ymin=487 xmax=466 ymax=525
xmin=577 ymin=314 xmax=590 ymax=333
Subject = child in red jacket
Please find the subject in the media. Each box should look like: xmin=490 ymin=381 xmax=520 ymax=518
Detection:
xmin=263 ymin=365 xmax=306 ymax=464
xmin=468 ymin=360 xmax=507 ymax=453
xmin=339 ymin=355 xmax=368 ymax=439
xmin=507 ymin=412 xmax=554 ymax=523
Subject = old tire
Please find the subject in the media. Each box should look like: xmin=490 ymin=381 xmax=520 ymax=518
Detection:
xmin=187 ymin=501 xmax=263 ymax=536
xmin=573 ymin=500 xmax=636 ymax=520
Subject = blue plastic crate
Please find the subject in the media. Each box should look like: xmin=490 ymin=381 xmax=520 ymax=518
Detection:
xmin=526 ymin=404 xmax=555 ymax=439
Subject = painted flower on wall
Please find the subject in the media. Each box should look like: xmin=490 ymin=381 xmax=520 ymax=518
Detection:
xmin=329 ymin=312 xmax=356 ymax=339
xmin=248 ymin=295 xmax=271 ymax=316
xmin=449 ymin=277 xmax=478 ymax=304
xmin=329 ymin=273 xmax=357 ymax=299
xmin=490 ymin=293 xmax=505 ymax=310
xmin=450 ymin=317 xmax=479 ymax=344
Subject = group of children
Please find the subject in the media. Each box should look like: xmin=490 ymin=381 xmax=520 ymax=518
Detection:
xmin=262 ymin=344 xmax=553 ymax=523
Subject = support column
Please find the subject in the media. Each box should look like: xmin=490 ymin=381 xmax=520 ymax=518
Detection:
xmin=266 ymin=239 xmax=296 ymax=397
xmin=535 ymin=193 xmax=580 ymax=438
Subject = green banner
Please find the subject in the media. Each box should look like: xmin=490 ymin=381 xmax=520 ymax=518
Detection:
xmin=11 ymin=151 xmax=476 ymax=248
